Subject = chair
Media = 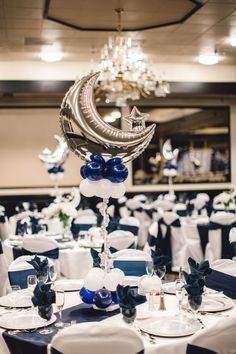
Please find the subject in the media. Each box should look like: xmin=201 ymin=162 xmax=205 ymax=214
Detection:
xmin=207 ymin=212 xmax=236 ymax=261
xmin=0 ymin=241 xmax=9 ymax=296
xmin=173 ymin=203 xmax=188 ymax=217
xmin=50 ymin=322 xmax=144 ymax=354
xmin=108 ymin=230 xmax=135 ymax=253
xmin=205 ymin=259 xmax=236 ymax=299
xmin=112 ymin=249 xmax=151 ymax=276
xmin=71 ymin=214 xmax=97 ymax=235
xmin=229 ymin=227 xmax=236 ymax=260
xmin=187 ymin=318 xmax=236 ymax=354
xmin=119 ymin=216 xmax=140 ymax=236
xmin=117 ymin=196 xmax=130 ymax=218
xmin=0 ymin=214 xmax=9 ymax=241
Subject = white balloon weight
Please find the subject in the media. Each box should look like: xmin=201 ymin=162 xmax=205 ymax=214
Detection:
xmin=110 ymin=183 xmax=126 ymax=199
xmin=103 ymin=273 xmax=119 ymax=291
xmin=80 ymin=179 xmax=97 ymax=197
xmin=110 ymin=268 xmax=125 ymax=284
xmin=96 ymin=179 xmax=113 ymax=199
xmin=139 ymin=275 xmax=162 ymax=293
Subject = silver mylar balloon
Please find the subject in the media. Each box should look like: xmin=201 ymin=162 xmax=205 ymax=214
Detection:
xmin=38 ymin=134 xmax=69 ymax=168
xmin=59 ymin=72 xmax=156 ymax=163
xmin=162 ymin=139 xmax=179 ymax=162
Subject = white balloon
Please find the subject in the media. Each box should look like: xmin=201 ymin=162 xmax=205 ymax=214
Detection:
xmin=80 ymin=179 xmax=97 ymax=197
xmin=96 ymin=179 xmax=113 ymax=199
xmin=110 ymin=268 xmax=125 ymax=284
xmin=84 ymin=270 xmax=104 ymax=291
xmin=103 ymin=273 xmax=119 ymax=291
xmin=110 ymin=183 xmax=126 ymax=199
xmin=87 ymin=267 xmax=105 ymax=278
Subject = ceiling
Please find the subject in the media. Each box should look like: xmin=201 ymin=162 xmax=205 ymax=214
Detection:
xmin=0 ymin=0 xmax=236 ymax=66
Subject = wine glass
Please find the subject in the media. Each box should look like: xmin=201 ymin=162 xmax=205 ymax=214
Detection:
xmin=27 ymin=275 xmax=37 ymax=294
xmin=188 ymin=294 xmax=202 ymax=317
xmin=146 ymin=261 xmax=154 ymax=277
xmin=154 ymin=265 xmax=166 ymax=280
xmin=175 ymin=279 xmax=184 ymax=315
xmin=48 ymin=265 xmax=57 ymax=283
xmin=55 ymin=285 xmax=65 ymax=328
xmin=9 ymin=285 xmax=21 ymax=309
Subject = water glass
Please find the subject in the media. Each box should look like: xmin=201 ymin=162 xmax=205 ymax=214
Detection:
xmin=154 ymin=265 xmax=166 ymax=280
xmin=9 ymin=285 xmax=21 ymax=309
xmin=146 ymin=261 xmax=154 ymax=277
xmin=175 ymin=279 xmax=184 ymax=314
xmin=55 ymin=285 xmax=65 ymax=328
xmin=188 ymin=295 xmax=202 ymax=316
xmin=48 ymin=265 xmax=57 ymax=283
xmin=27 ymin=275 xmax=37 ymax=294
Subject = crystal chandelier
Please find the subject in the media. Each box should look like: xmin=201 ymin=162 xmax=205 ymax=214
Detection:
xmin=97 ymin=9 xmax=171 ymax=107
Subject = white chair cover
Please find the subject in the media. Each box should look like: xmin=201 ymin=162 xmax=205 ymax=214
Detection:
xmin=187 ymin=318 xmax=236 ymax=354
xmin=108 ymin=230 xmax=135 ymax=252
xmin=181 ymin=219 xmax=207 ymax=262
xmin=207 ymin=212 xmax=236 ymax=262
xmin=119 ymin=216 xmax=140 ymax=236
xmin=50 ymin=322 xmax=144 ymax=354
xmin=153 ymin=200 xmax=174 ymax=212
xmin=117 ymin=196 xmax=130 ymax=218
xmin=229 ymin=227 xmax=236 ymax=260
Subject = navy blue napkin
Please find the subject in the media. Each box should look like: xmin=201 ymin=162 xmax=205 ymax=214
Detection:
xmin=27 ymin=255 xmax=49 ymax=278
xmin=151 ymin=248 xmax=171 ymax=266
xmin=32 ymin=281 xmax=55 ymax=307
xmin=188 ymin=257 xmax=212 ymax=278
xmin=116 ymin=285 xmax=146 ymax=309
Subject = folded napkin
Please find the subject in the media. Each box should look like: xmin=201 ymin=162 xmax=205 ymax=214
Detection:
xmin=188 ymin=257 xmax=212 ymax=278
xmin=151 ymin=249 xmax=171 ymax=266
xmin=32 ymin=281 xmax=55 ymax=307
xmin=27 ymin=255 xmax=49 ymax=278
xmin=183 ymin=272 xmax=205 ymax=296
xmin=116 ymin=285 xmax=146 ymax=309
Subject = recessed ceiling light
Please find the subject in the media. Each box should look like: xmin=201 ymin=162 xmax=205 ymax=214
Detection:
xmin=229 ymin=37 xmax=236 ymax=47
xmin=40 ymin=51 xmax=63 ymax=62
xmin=198 ymin=52 xmax=219 ymax=65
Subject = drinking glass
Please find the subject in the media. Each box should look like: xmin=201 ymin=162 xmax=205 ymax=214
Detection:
xmin=175 ymin=279 xmax=184 ymax=315
xmin=48 ymin=265 xmax=57 ymax=283
xmin=188 ymin=295 xmax=202 ymax=317
xmin=55 ymin=285 xmax=65 ymax=328
xmin=27 ymin=275 xmax=37 ymax=294
xmin=146 ymin=261 xmax=154 ymax=277
xmin=154 ymin=265 xmax=166 ymax=280
xmin=9 ymin=285 xmax=21 ymax=309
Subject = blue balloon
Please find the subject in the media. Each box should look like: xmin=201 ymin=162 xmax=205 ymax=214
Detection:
xmin=93 ymin=288 xmax=112 ymax=308
xmin=90 ymin=154 xmax=105 ymax=165
xmin=80 ymin=165 xmax=89 ymax=179
xmin=106 ymin=158 xmax=122 ymax=166
xmin=80 ymin=287 xmax=95 ymax=304
xmin=86 ymin=162 xmax=105 ymax=181
xmin=111 ymin=291 xmax=118 ymax=304
xmin=106 ymin=164 xmax=128 ymax=183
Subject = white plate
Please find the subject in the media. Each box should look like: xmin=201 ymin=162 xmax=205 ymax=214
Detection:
xmin=0 ymin=291 xmax=32 ymax=308
xmin=183 ymin=294 xmax=234 ymax=313
xmin=139 ymin=316 xmax=202 ymax=337
xmin=55 ymin=279 xmax=84 ymax=292
xmin=0 ymin=313 xmax=56 ymax=330
xmin=163 ymin=282 xmax=176 ymax=295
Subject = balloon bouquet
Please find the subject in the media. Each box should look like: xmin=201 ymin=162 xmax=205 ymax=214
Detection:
xmin=39 ymin=134 xmax=69 ymax=201
xmin=59 ymin=72 xmax=156 ymax=309
xmin=162 ymin=139 xmax=179 ymax=198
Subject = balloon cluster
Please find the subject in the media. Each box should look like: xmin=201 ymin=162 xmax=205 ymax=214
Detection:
xmin=80 ymin=267 xmax=125 ymax=309
xmin=47 ymin=166 xmax=64 ymax=180
xmin=80 ymin=155 xmax=128 ymax=199
xmin=163 ymin=162 xmax=178 ymax=177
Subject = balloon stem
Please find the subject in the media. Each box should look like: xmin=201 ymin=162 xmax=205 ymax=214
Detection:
xmin=99 ymin=198 xmax=110 ymax=274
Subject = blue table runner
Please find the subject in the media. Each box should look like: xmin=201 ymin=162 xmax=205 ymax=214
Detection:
xmin=3 ymin=303 xmax=119 ymax=354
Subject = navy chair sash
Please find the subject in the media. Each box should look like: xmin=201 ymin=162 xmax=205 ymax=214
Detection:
xmin=13 ymin=247 xmax=59 ymax=260
xmin=230 ymin=241 xmax=236 ymax=257
xmin=158 ymin=218 xmax=181 ymax=262
xmin=176 ymin=209 xmax=188 ymax=217
xmin=51 ymin=349 xmax=144 ymax=354
xmin=0 ymin=215 xmax=6 ymax=223
xmin=113 ymin=260 xmax=147 ymax=276
xmin=109 ymin=242 xmax=135 ymax=254
xmin=187 ymin=344 xmax=217 ymax=354
xmin=0 ymin=241 xmax=3 ymax=254
xmin=119 ymin=224 xmax=139 ymax=236
xmin=205 ymin=269 xmax=236 ymax=299
xmin=8 ymin=268 xmax=36 ymax=289
xmin=197 ymin=223 xmax=209 ymax=255
xmin=209 ymin=221 xmax=236 ymax=259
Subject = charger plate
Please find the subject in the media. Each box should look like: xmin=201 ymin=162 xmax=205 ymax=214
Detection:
xmin=0 ymin=313 xmax=56 ymax=330
xmin=139 ymin=315 xmax=202 ymax=337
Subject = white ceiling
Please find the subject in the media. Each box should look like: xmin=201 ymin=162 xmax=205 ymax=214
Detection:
xmin=0 ymin=0 xmax=236 ymax=66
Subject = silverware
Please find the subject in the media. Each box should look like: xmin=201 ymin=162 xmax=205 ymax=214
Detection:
xmin=134 ymin=324 xmax=156 ymax=344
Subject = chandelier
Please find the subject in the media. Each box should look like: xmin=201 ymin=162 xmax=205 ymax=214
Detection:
xmin=96 ymin=9 xmax=171 ymax=107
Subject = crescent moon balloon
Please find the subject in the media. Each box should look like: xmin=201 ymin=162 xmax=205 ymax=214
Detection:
xmin=38 ymin=134 xmax=69 ymax=168
xmin=162 ymin=139 xmax=179 ymax=162
xmin=65 ymin=187 xmax=81 ymax=208
xmin=59 ymin=72 xmax=156 ymax=163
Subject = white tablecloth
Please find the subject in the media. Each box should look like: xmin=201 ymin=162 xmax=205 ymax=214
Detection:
xmin=0 ymin=290 xmax=235 ymax=354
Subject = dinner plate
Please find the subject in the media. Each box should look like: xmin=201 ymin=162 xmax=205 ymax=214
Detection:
xmin=162 ymin=282 xmax=176 ymax=295
xmin=0 ymin=313 xmax=56 ymax=330
xmin=55 ymin=279 xmax=84 ymax=292
xmin=183 ymin=294 xmax=233 ymax=313
xmin=139 ymin=316 xmax=202 ymax=337
xmin=0 ymin=291 xmax=32 ymax=308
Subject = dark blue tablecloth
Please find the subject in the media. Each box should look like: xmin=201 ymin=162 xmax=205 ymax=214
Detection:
xmin=3 ymin=303 xmax=119 ymax=354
